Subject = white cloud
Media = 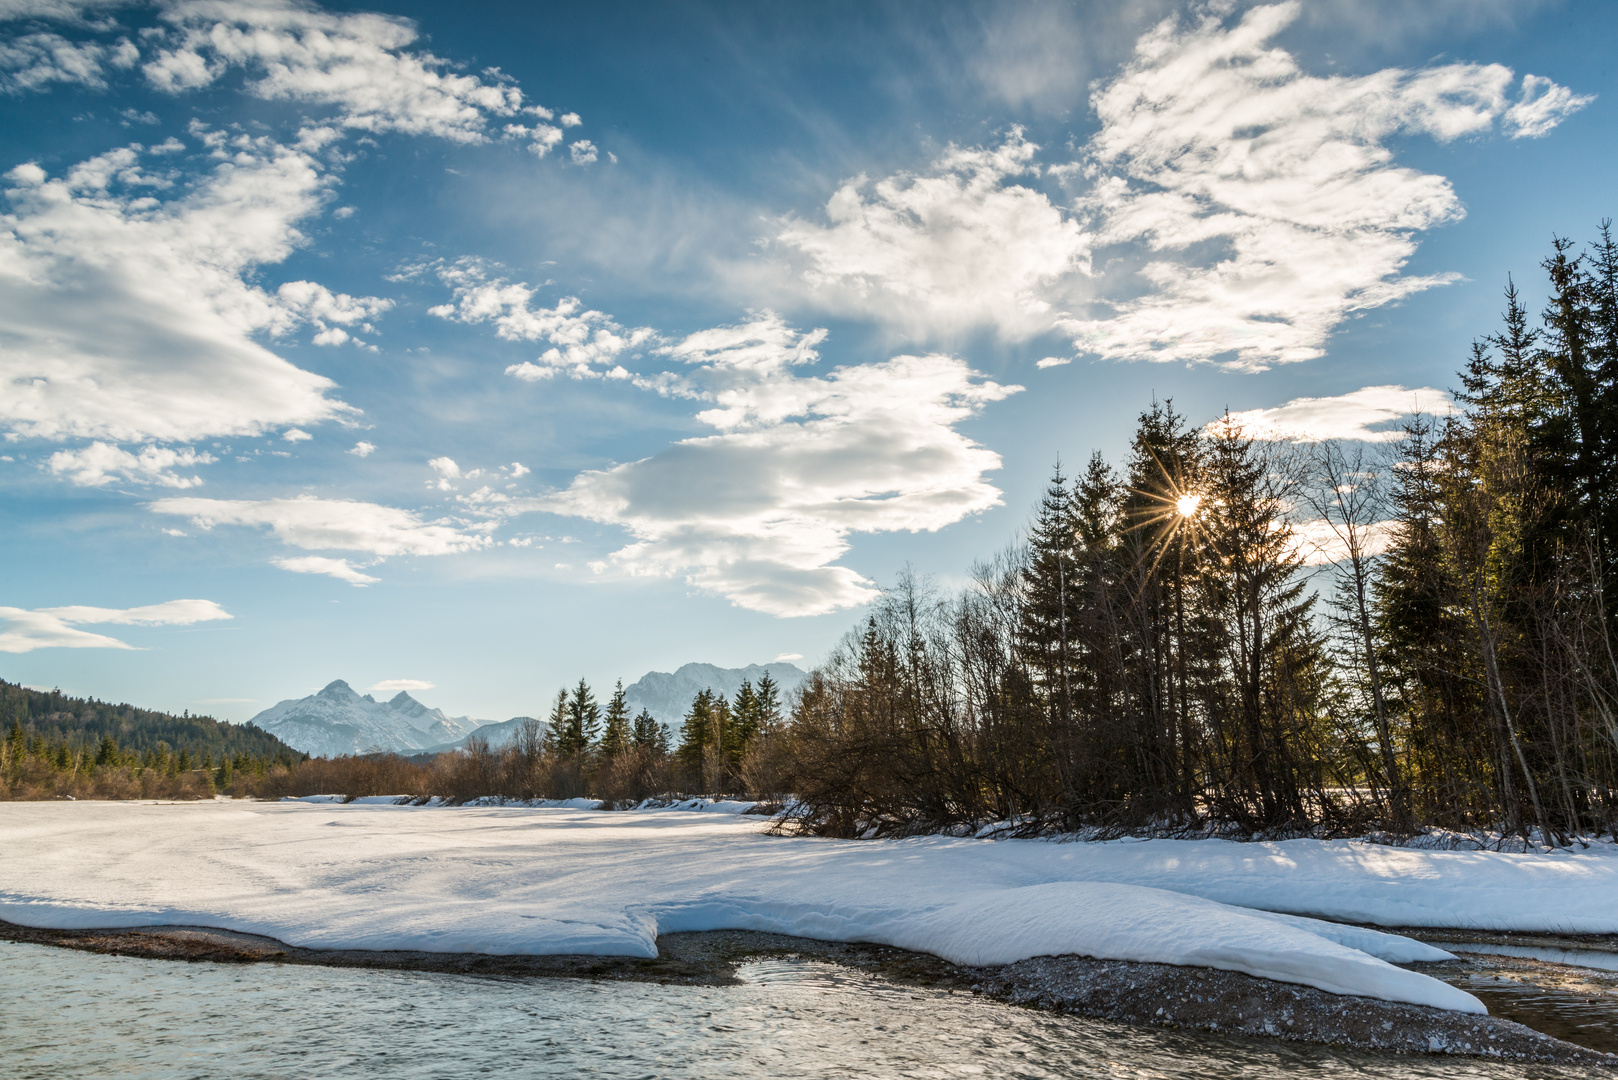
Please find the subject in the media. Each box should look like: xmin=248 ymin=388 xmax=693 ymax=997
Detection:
xmin=0 ymin=139 xmax=356 ymax=443
xmin=282 ymin=427 xmax=312 ymax=442
xmin=276 ymin=279 xmax=392 ymax=345
xmin=150 ymin=494 xmax=490 ymax=558
xmin=507 ymin=461 xmax=529 ymax=477
xmin=272 ymin=554 xmax=379 ymax=586
xmin=348 ymin=440 xmax=375 ymax=457
xmin=427 ymin=456 xmax=461 ymax=479
xmin=774 ymin=130 xmax=1089 ymax=340
xmin=46 ymin=440 xmax=214 ymax=487
xmin=369 ymin=677 xmax=432 ymax=693
xmin=569 ymin=139 xmax=598 ymax=165
xmin=1061 ymin=2 xmax=1588 ymax=369
xmin=0 ymin=1 xmax=130 ymax=21
xmin=1293 ymin=517 xmax=1400 ymax=566
xmin=426 ymin=257 xmax=654 ymax=379
xmin=1505 ymin=74 xmax=1596 ymax=138
xmin=0 ymin=597 xmax=231 ymax=653
xmin=767 ymin=3 xmax=1586 ymax=370
xmin=546 ymin=314 xmax=1020 ymax=616
xmin=1222 ymin=385 xmax=1453 ymax=442
xmin=1035 ymin=356 xmax=1070 ymax=369
xmin=0 ymin=31 xmax=135 ymax=92
xmin=142 ymin=1 xmax=525 ymax=143
xmin=772 ymin=652 xmax=802 ymax=662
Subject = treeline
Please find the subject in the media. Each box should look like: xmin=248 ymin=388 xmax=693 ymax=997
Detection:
xmin=222 ymin=674 xmax=788 ymax=804
xmin=780 ymin=226 xmax=1618 ymax=843
xmin=0 ymin=679 xmax=300 ymax=759
xmin=0 ymin=679 xmax=305 ymax=800
xmin=1 ymin=723 xmax=300 ymax=801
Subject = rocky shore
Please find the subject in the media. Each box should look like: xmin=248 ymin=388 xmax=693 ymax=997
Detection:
xmin=2 ymin=918 xmax=1611 ymax=1067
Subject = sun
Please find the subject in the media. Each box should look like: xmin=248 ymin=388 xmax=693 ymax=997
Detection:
xmin=1176 ymin=493 xmax=1202 ymax=518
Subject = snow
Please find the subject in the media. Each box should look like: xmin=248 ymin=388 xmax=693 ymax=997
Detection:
xmin=8 ymin=803 xmax=1612 ymax=1014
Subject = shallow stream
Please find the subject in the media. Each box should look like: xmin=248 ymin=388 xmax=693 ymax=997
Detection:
xmin=0 ymin=941 xmax=1596 ymax=1079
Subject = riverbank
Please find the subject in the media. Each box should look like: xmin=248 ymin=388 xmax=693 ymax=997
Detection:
xmin=1 ymin=919 xmax=1611 ymax=1067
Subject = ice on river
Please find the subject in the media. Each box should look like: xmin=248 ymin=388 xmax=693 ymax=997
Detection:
xmin=5 ymin=802 xmax=1608 ymax=1013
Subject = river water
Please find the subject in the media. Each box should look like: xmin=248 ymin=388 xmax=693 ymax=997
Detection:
xmin=0 ymin=941 xmax=1588 ymax=1079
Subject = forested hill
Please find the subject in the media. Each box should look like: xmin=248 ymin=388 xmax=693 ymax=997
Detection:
xmin=1 ymin=679 xmax=303 ymax=762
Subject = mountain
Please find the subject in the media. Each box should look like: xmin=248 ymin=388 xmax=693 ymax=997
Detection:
xmin=1 ymin=679 xmax=303 ymax=762
xmin=623 ymin=662 xmax=807 ymax=724
xmin=420 ymin=715 xmax=537 ymax=754
xmin=248 ymin=680 xmax=487 ymax=758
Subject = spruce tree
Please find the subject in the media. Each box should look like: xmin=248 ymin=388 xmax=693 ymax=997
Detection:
xmin=568 ymin=679 xmax=601 ymax=753
xmin=545 ymin=689 xmax=571 ymax=755
xmin=676 ymin=690 xmax=715 ymax=784
xmin=755 ymin=673 xmax=782 ymax=731
xmin=731 ymin=680 xmax=761 ymax=765
xmin=600 ymin=681 xmax=631 ymax=758
xmin=631 ymin=709 xmax=664 ymax=753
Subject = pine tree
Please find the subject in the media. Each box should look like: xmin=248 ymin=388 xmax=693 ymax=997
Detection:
xmin=600 ymin=680 xmax=631 ymax=758
xmin=676 ymin=690 xmax=715 ymax=784
xmin=1019 ymin=461 xmax=1078 ymax=758
xmin=545 ymin=688 xmax=571 ymax=755
xmin=631 ymin=709 xmax=664 ymax=753
xmin=568 ymin=679 xmax=601 ymax=754
xmin=1198 ymin=417 xmax=1320 ymax=829
xmin=731 ymin=680 xmax=761 ymax=764
xmin=755 ymin=673 xmax=782 ymax=732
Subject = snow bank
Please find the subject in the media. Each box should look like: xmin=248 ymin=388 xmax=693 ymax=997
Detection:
xmin=18 ymin=803 xmax=1615 ymax=1013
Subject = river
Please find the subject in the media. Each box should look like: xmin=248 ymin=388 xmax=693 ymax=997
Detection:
xmin=0 ymin=941 xmax=1591 ymax=1079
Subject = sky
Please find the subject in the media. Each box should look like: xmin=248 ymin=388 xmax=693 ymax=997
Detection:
xmin=1 ymin=0 xmax=1614 ymax=724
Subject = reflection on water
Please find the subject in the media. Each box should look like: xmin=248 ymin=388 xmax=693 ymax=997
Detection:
xmin=1430 ymin=943 xmax=1618 ymax=974
xmin=1421 ymin=946 xmax=1618 ymax=1055
xmin=0 ymin=942 xmax=1589 ymax=1080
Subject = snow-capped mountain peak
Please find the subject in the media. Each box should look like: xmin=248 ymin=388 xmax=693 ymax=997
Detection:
xmin=248 ymin=681 xmax=485 ymax=758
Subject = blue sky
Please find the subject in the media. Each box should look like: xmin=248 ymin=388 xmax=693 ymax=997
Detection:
xmin=2 ymin=0 xmax=1614 ymax=724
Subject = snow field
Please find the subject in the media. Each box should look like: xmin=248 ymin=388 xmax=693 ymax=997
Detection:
xmin=6 ymin=803 xmax=1614 ymax=1012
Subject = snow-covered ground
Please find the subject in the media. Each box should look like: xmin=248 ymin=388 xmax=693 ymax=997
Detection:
xmin=4 ymin=803 xmax=1615 ymax=1013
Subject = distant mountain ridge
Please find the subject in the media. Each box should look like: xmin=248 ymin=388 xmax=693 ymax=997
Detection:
xmin=248 ymin=680 xmax=487 ymax=758
xmin=623 ymin=662 xmax=806 ymax=725
xmin=1 ymin=678 xmax=303 ymax=762
xmin=254 ymin=663 xmax=810 ymax=757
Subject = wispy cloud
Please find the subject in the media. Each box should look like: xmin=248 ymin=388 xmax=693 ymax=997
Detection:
xmin=546 ymin=314 xmax=1020 ymax=616
xmin=768 ymin=2 xmax=1590 ymax=370
xmin=151 ymin=495 xmax=490 ymax=583
xmin=46 ymin=441 xmax=214 ymax=487
xmin=773 ymin=130 xmax=1088 ymax=340
xmin=369 ymin=678 xmax=432 ymax=693
xmin=272 ymin=555 xmax=380 ymax=586
xmin=0 ymin=597 xmax=231 ymax=653
xmin=1222 ymin=385 xmax=1453 ymax=442
xmin=0 ymin=140 xmax=352 ymax=444
xmin=1062 ymin=2 xmax=1587 ymax=369
xmin=423 ymin=257 xmax=652 ymax=380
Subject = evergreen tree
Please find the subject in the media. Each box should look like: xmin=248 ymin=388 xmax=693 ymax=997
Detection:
xmin=755 ymin=672 xmax=783 ymax=732
xmin=1018 ymin=461 xmax=1078 ymax=770
xmin=675 ymin=690 xmax=716 ymax=783
xmin=731 ymin=680 xmax=761 ymax=766
xmin=545 ymin=688 xmax=572 ymax=755
xmin=567 ymin=678 xmax=601 ymax=754
xmin=631 ymin=709 xmax=664 ymax=753
xmin=1198 ymin=418 xmax=1322 ymax=829
xmin=600 ymin=680 xmax=631 ymax=758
